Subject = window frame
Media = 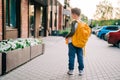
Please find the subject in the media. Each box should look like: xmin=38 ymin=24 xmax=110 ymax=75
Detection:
xmin=6 ymin=0 xmax=17 ymax=28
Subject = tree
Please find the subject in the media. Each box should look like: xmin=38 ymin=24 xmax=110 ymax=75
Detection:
xmin=114 ymin=1 xmax=120 ymax=19
xmin=81 ymin=14 xmax=88 ymax=23
xmin=94 ymin=0 xmax=113 ymax=20
xmin=114 ymin=8 xmax=120 ymax=19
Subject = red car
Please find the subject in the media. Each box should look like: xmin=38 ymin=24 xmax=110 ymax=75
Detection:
xmin=107 ymin=29 xmax=120 ymax=48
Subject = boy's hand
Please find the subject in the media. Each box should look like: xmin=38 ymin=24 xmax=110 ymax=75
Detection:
xmin=65 ymin=38 xmax=69 ymax=44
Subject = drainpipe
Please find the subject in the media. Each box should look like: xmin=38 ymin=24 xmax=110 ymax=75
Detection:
xmin=2 ymin=0 xmax=6 ymax=39
xmin=50 ymin=0 xmax=53 ymax=35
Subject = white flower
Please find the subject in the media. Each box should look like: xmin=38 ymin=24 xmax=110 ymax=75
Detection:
xmin=0 ymin=43 xmax=11 ymax=52
xmin=7 ymin=41 xmax=17 ymax=50
xmin=0 ymin=38 xmax=43 ymax=52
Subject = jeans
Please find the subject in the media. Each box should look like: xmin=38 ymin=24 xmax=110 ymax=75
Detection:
xmin=68 ymin=43 xmax=84 ymax=71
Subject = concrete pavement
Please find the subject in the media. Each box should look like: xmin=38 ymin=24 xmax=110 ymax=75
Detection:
xmin=0 ymin=35 xmax=120 ymax=80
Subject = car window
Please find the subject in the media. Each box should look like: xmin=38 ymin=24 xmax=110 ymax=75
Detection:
xmin=106 ymin=27 xmax=118 ymax=30
xmin=118 ymin=26 xmax=120 ymax=29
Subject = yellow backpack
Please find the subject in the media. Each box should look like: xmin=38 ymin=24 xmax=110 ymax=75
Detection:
xmin=72 ymin=20 xmax=91 ymax=48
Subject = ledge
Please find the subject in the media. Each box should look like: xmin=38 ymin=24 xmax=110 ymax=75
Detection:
xmin=0 ymin=43 xmax=45 ymax=75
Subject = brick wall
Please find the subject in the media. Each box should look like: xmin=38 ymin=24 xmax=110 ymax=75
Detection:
xmin=21 ymin=0 xmax=28 ymax=38
xmin=0 ymin=0 xmax=2 ymax=40
xmin=58 ymin=6 xmax=63 ymax=30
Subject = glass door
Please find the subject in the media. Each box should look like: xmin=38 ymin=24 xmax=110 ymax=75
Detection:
xmin=29 ymin=1 xmax=35 ymax=37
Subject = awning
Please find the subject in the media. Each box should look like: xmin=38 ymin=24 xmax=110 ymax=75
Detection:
xmin=34 ymin=0 xmax=47 ymax=6
xmin=63 ymin=9 xmax=71 ymax=16
xmin=57 ymin=0 xmax=64 ymax=6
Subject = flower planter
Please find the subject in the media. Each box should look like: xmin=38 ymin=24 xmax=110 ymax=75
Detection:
xmin=2 ymin=47 xmax=30 ymax=74
xmin=0 ymin=38 xmax=44 ymax=75
xmin=42 ymin=44 xmax=45 ymax=54
xmin=30 ymin=44 xmax=45 ymax=59
xmin=0 ymin=53 xmax=2 ymax=75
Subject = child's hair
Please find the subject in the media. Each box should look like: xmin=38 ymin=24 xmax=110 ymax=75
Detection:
xmin=71 ymin=8 xmax=81 ymax=16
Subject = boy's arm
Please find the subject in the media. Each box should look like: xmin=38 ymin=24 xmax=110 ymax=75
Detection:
xmin=65 ymin=21 xmax=77 ymax=38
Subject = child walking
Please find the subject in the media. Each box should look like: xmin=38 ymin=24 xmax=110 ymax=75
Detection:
xmin=65 ymin=7 xmax=91 ymax=76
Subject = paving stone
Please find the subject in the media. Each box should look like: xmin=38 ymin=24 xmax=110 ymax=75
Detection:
xmin=0 ymin=35 xmax=120 ymax=80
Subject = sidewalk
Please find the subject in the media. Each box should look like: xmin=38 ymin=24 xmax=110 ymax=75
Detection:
xmin=0 ymin=35 xmax=120 ymax=80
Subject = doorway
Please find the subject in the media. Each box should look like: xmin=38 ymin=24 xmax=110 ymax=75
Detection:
xmin=29 ymin=1 xmax=35 ymax=37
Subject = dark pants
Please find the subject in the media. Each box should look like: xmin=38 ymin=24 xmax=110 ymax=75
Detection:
xmin=68 ymin=43 xmax=84 ymax=71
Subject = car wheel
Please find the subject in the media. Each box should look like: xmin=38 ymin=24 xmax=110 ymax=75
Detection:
xmin=103 ymin=34 xmax=106 ymax=40
xmin=113 ymin=44 xmax=116 ymax=46
xmin=118 ymin=42 xmax=120 ymax=48
xmin=101 ymin=34 xmax=105 ymax=40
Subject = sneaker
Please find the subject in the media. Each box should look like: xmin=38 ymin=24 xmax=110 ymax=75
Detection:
xmin=79 ymin=70 xmax=84 ymax=76
xmin=67 ymin=70 xmax=73 ymax=75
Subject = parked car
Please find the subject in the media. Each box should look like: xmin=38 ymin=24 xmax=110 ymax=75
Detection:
xmin=97 ymin=25 xmax=120 ymax=40
xmin=104 ymin=31 xmax=116 ymax=41
xmin=106 ymin=29 xmax=120 ymax=48
xmin=92 ymin=26 xmax=101 ymax=34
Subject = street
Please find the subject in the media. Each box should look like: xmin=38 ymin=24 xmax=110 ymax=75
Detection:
xmin=0 ymin=35 xmax=120 ymax=80
xmin=85 ymin=34 xmax=120 ymax=80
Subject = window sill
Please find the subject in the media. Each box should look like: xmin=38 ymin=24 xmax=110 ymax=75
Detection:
xmin=6 ymin=27 xmax=17 ymax=30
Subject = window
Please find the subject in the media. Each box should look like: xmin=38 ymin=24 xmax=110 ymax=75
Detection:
xmin=29 ymin=2 xmax=35 ymax=37
xmin=106 ymin=27 xmax=118 ymax=30
xmin=6 ymin=0 xmax=17 ymax=28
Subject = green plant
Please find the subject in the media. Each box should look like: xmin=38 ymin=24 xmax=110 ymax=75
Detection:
xmin=0 ymin=38 xmax=43 ymax=53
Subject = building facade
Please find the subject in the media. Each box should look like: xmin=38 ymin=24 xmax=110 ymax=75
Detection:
xmin=0 ymin=0 xmax=70 ymax=41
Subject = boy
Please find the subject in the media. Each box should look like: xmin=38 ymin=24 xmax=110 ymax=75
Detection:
xmin=65 ymin=7 xmax=90 ymax=75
